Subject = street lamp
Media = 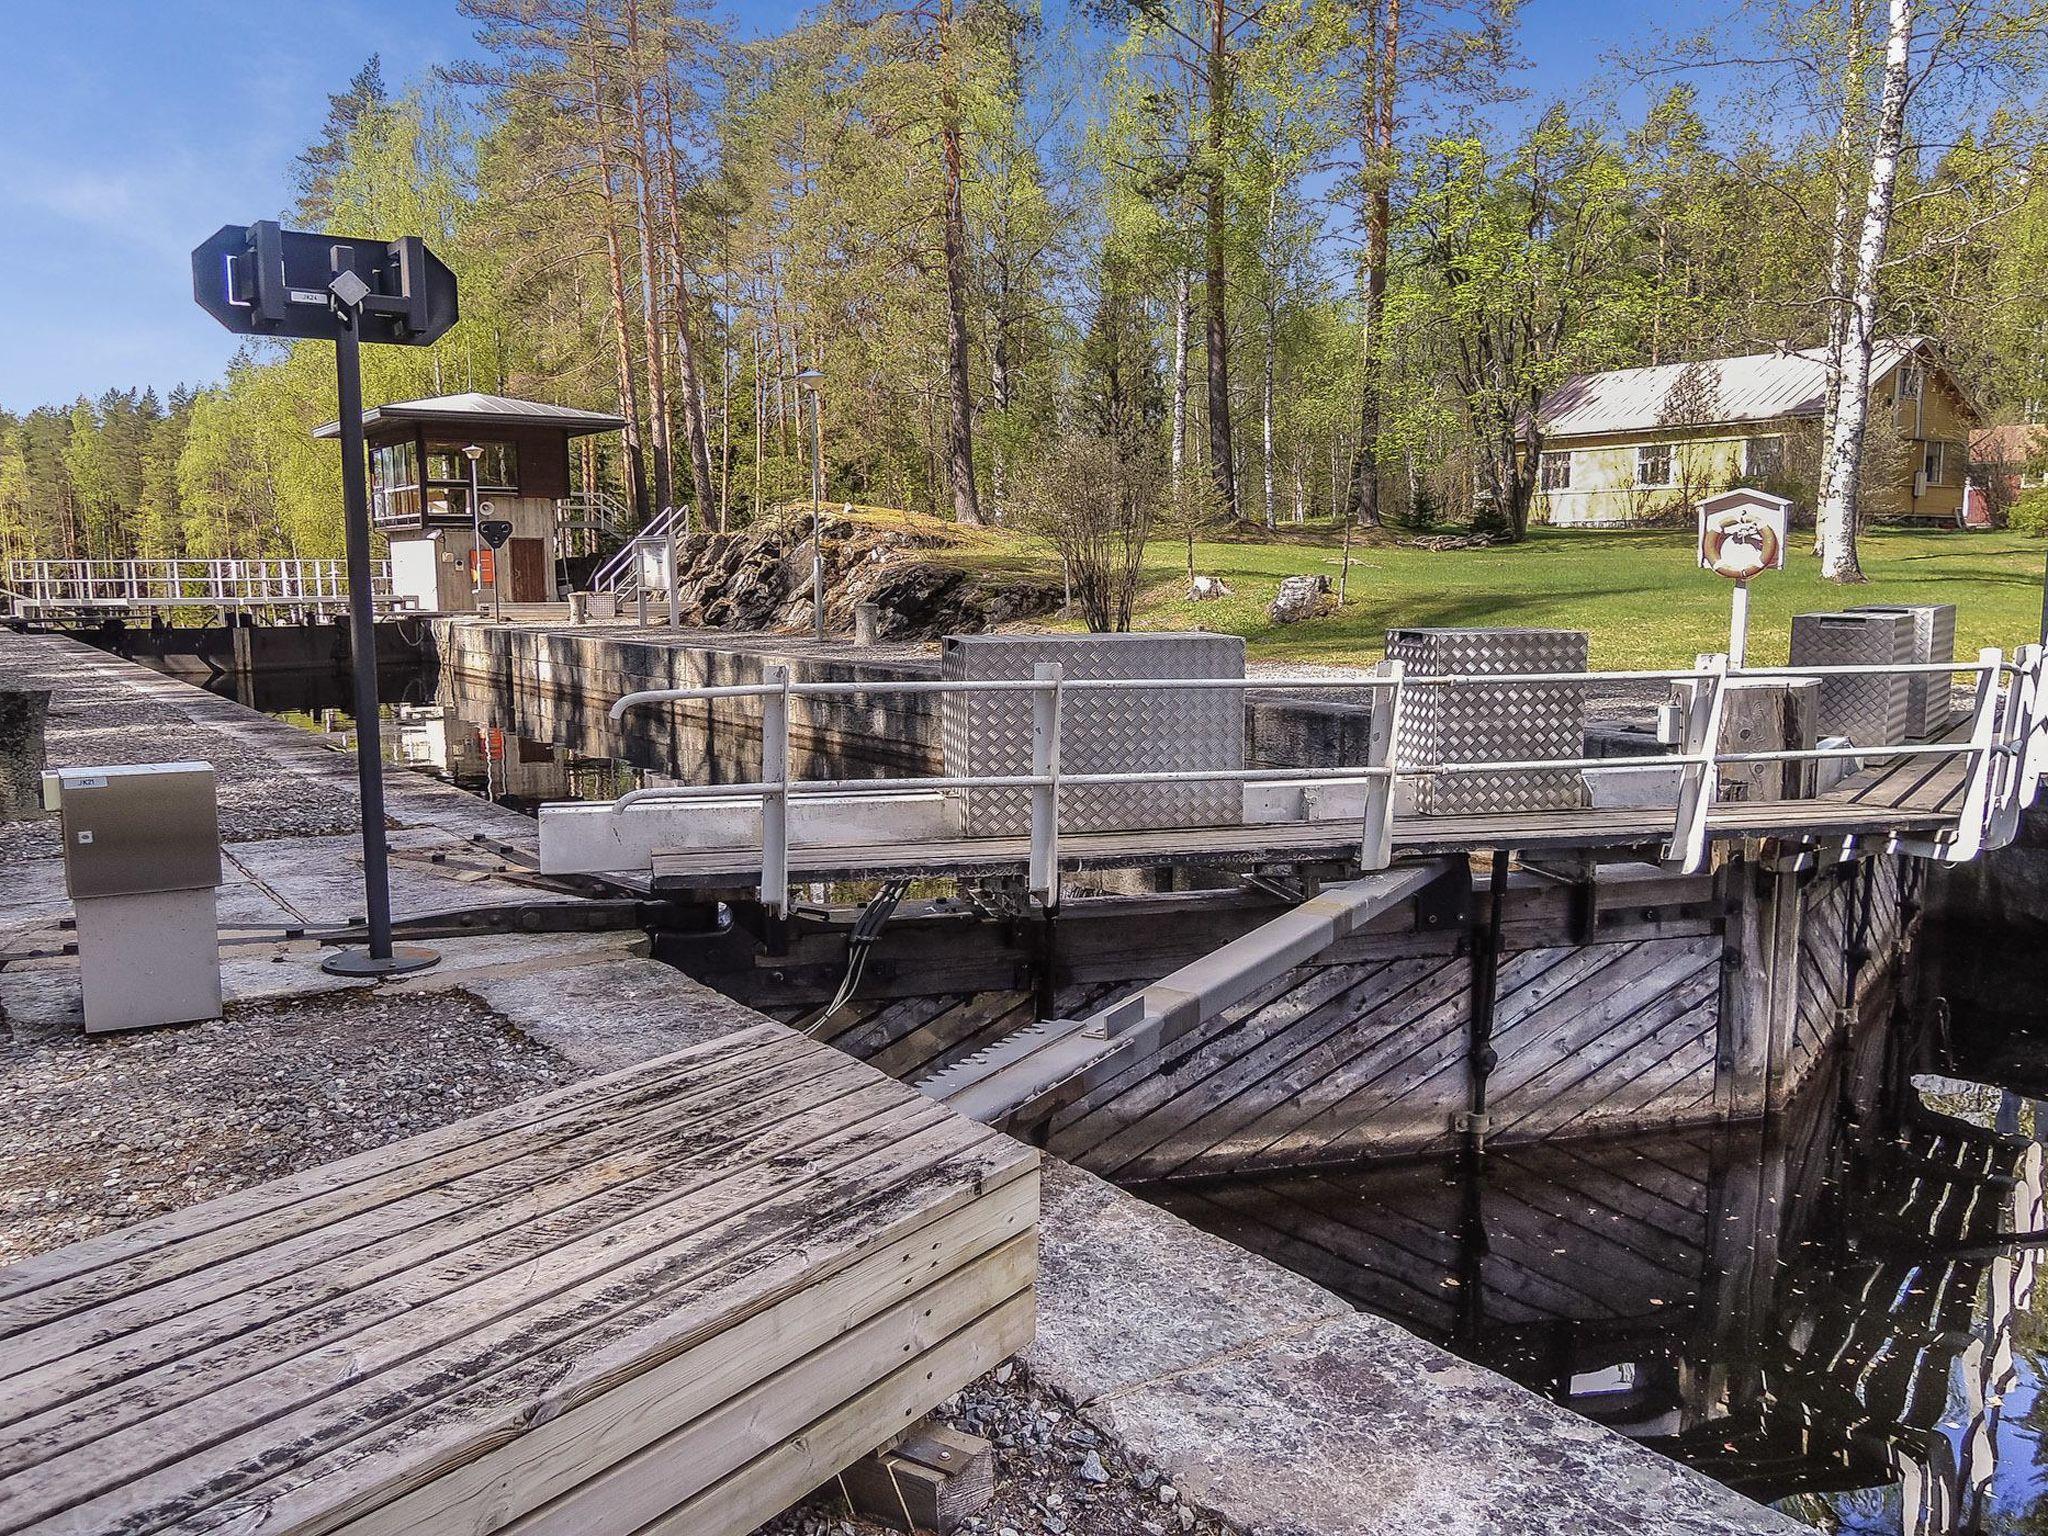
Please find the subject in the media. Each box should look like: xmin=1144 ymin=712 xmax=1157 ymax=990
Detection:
xmin=790 ymin=367 xmax=826 ymax=642
xmin=462 ymin=443 xmax=484 ymax=611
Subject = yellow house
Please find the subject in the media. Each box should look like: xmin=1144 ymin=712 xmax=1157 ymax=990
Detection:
xmin=1534 ymin=338 xmax=1980 ymax=528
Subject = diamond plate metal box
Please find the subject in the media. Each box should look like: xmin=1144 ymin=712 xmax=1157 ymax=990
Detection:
xmin=1790 ymin=610 xmax=1916 ymax=747
xmin=1846 ymin=603 xmax=1957 ymax=737
xmin=1386 ymin=628 xmax=1589 ymax=814
xmin=941 ymin=633 xmax=1246 ymax=835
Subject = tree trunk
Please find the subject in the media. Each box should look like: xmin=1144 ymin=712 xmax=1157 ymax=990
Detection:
xmin=653 ymin=70 xmax=718 ymax=517
xmin=939 ymin=0 xmax=983 ymax=525
xmin=1817 ymin=0 xmax=1911 ymax=584
xmin=585 ymin=31 xmax=648 ymax=522
xmin=1170 ymin=266 xmax=1190 ymax=488
xmin=1203 ymin=0 xmax=1237 ymax=518
xmin=1344 ymin=0 xmax=1395 ymax=529
xmin=1262 ymin=294 xmax=1276 ymax=529
xmin=617 ymin=15 xmax=673 ymax=519
xmin=1815 ymin=0 xmax=1874 ymax=556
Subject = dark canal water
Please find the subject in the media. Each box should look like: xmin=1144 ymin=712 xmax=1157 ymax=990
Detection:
xmin=142 ymin=650 xmax=2048 ymax=1534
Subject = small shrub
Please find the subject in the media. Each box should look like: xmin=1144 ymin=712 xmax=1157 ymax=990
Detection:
xmin=2011 ymin=487 xmax=2048 ymax=538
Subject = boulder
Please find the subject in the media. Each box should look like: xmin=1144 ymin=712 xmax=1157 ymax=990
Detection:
xmin=1268 ymin=573 xmax=1337 ymax=624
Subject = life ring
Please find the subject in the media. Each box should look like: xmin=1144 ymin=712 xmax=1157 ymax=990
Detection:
xmin=1701 ymin=508 xmax=1780 ymax=581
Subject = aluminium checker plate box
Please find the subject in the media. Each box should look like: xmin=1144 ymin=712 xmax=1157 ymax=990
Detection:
xmin=1790 ymin=610 xmax=1917 ymax=747
xmin=1846 ymin=602 xmax=1957 ymax=737
xmin=1386 ymin=628 xmax=1590 ymax=815
xmin=941 ymin=633 xmax=1246 ymax=836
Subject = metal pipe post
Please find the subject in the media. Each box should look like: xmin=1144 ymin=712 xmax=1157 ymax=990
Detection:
xmin=809 ymin=392 xmax=825 ymax=642
xmin=467 ymin=453 xmax=483 ymax=608
xmin=322 ymin=301 xmax=437 ymax=978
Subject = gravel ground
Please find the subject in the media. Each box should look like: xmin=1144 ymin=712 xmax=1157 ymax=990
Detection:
xmin=2 ymin=639 xmax=367 ymax=848
xmin=754 ymin=1366 xmax=1241 ymax=1536
xmin=0 ymin=987 xmax=575 ymax=1266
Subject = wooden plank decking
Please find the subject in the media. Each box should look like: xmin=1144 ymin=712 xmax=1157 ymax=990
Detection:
xmin=0 ymin=1022 xmax=1038 ymax=1536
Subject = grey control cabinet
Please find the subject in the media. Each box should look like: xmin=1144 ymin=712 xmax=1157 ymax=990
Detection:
xmin=1386 ymin=628 xmax=1590 ymax=814
xmin=1846 ymin=602 xmax=1957 ymax=737
xmin=941 ymin=633 xmax=1246 ymax=835
xmin=1789 ymin=611 xmax=1917 ymax=747
xmin=50 ymin=762 xmax=223 ymax=1034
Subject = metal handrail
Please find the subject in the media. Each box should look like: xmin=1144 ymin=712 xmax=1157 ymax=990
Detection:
xmin=592 ymin=505 xmax=688 ymax=593
xmin=2 ymin=557 xmax=396 ymax=613
xmin=594 ymin=648 xmax=2039 ymax=913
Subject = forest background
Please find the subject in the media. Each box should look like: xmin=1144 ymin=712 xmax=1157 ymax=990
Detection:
xmin=5 ymin=0 xmax=2048 ymax=586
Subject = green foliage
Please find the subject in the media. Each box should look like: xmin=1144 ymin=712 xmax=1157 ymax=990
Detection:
xmin=2010 ymin=486 xmax=2048 ymax=537
xmin=6 ymin=0 xmax=2048 ymax=573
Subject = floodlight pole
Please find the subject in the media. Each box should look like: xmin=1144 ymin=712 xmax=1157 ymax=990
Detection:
xmin=323 ymin=295 xmax=437 ymax=977
xmin=464 ymin=444 xmax=484 ymax=609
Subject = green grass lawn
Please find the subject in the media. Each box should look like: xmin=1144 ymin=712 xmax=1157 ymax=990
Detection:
xmin=1048 ymin=525 xmax=2048 ymax=670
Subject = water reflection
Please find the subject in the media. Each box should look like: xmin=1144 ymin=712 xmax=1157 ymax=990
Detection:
xmin=210 ymin=663 xmax=676 ymax=815
xmin=1153 ymin=1030 xmax=2048 ymax=1534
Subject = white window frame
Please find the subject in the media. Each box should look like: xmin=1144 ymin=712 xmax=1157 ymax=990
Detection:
xmin=1923 ymin=440 xmax=1948 ymax=487
xmin=1539 ymin=450 xmax=1572 ymax=492
xmin=1743 ymin=436 xmax=1784 ymax=480
xmin=1898 ymin=361 xmax=1925 ymax=402
xmin=1635 ymin=443 xmax=1674 ymax=488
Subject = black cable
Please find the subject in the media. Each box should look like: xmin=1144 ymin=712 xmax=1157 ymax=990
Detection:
xmin=800 ymin=879 xmax=911 ymax=1036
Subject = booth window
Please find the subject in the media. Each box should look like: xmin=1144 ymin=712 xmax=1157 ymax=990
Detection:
xmin=426 ymin=440 xmax=519 ymax=492
xmin=370 ymin=440 xmax=422 ymax=526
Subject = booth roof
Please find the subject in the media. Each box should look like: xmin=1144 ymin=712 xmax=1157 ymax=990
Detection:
xmin=313 ymin=392 xmax=627 ymax=440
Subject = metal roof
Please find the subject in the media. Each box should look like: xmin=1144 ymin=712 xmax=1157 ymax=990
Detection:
xmin=1538 ymin=339 xmax=1937 ymax=439
xmin=313 ymin=392 xmax=627 ymax=440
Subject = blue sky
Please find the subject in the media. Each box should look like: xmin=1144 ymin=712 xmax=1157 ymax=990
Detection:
xmin=0 ymin=0 xmax=1717 ymax=414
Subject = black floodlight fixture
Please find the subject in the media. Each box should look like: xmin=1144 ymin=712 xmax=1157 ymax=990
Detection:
xmin=192 ymin=218 xmax=459 ymax=979
xmin=191 ymin=220 xmax=457 ymax=345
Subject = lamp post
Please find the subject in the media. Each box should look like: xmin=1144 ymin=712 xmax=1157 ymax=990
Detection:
xmin=790 ymin=367 xmax=826 ymax=642
xmin=462 ymin=444 xmax=484 ymax=611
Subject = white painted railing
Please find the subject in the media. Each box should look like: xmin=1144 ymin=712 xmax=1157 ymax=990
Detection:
xmin=2 ymin=558 xmax=405 ymax=614
xmin=598 ymin=649 xmax=2046 ymax=913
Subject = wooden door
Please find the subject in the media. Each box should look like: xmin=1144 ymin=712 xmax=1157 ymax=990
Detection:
xmin=510 ymin=537 xmax=548 ymax=602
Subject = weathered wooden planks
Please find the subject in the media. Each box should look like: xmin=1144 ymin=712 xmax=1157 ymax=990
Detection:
xmin=0 ymin=1022 xmax=1037 ymax=1536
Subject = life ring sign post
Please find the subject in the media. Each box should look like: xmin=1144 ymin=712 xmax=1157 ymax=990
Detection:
xmin=192 ymin=220 xmax=458 ymax=978
xmin=1696 ymin=488 xmax=1792 ymax=669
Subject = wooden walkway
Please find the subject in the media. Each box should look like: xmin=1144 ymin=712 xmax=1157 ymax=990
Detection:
xmin=0 ymin=1023 xmax=1037 ymax=1536
xmin=646 ymin=741 xmax=1973 ymax=892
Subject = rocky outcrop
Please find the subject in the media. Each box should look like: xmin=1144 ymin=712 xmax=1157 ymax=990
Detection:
xmin=645 ymin=515 xmax=1063 ymax=640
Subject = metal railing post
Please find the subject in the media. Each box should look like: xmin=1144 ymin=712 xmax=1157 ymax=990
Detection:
xmin=1983 ymin=645 xmax=2040 ymax=852
xmin=1665 ymin=652 xmax=1730 ymax=873
xmin=665 ymin=535 xmax=680 ymax=628
xmin=1029 ymin=662 xmax=1064 ymax=908
xmin=1360 ymin=658 xmax=1403 ymax=870
xmin=1940 ymin=648 xmax=2009 ymax=864
xmin=760 ymin=663 xmax=792 ymax=915
xmin=2022 ymin=645 xmax=2048 ymax=810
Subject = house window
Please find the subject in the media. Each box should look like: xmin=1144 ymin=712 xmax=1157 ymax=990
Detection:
xmin=1636 ymin=443 xmax=1674 ymax=488
xmin=1744 ymin=436 xmax=1784 ymax=480
xmin=1539 ymin=450 xmax=1572 ymax=491
xmin=1898 ymin=362 xmax=1924 ymax=402
xmin=1923 ymin=440 xmax=1948 ymax=487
